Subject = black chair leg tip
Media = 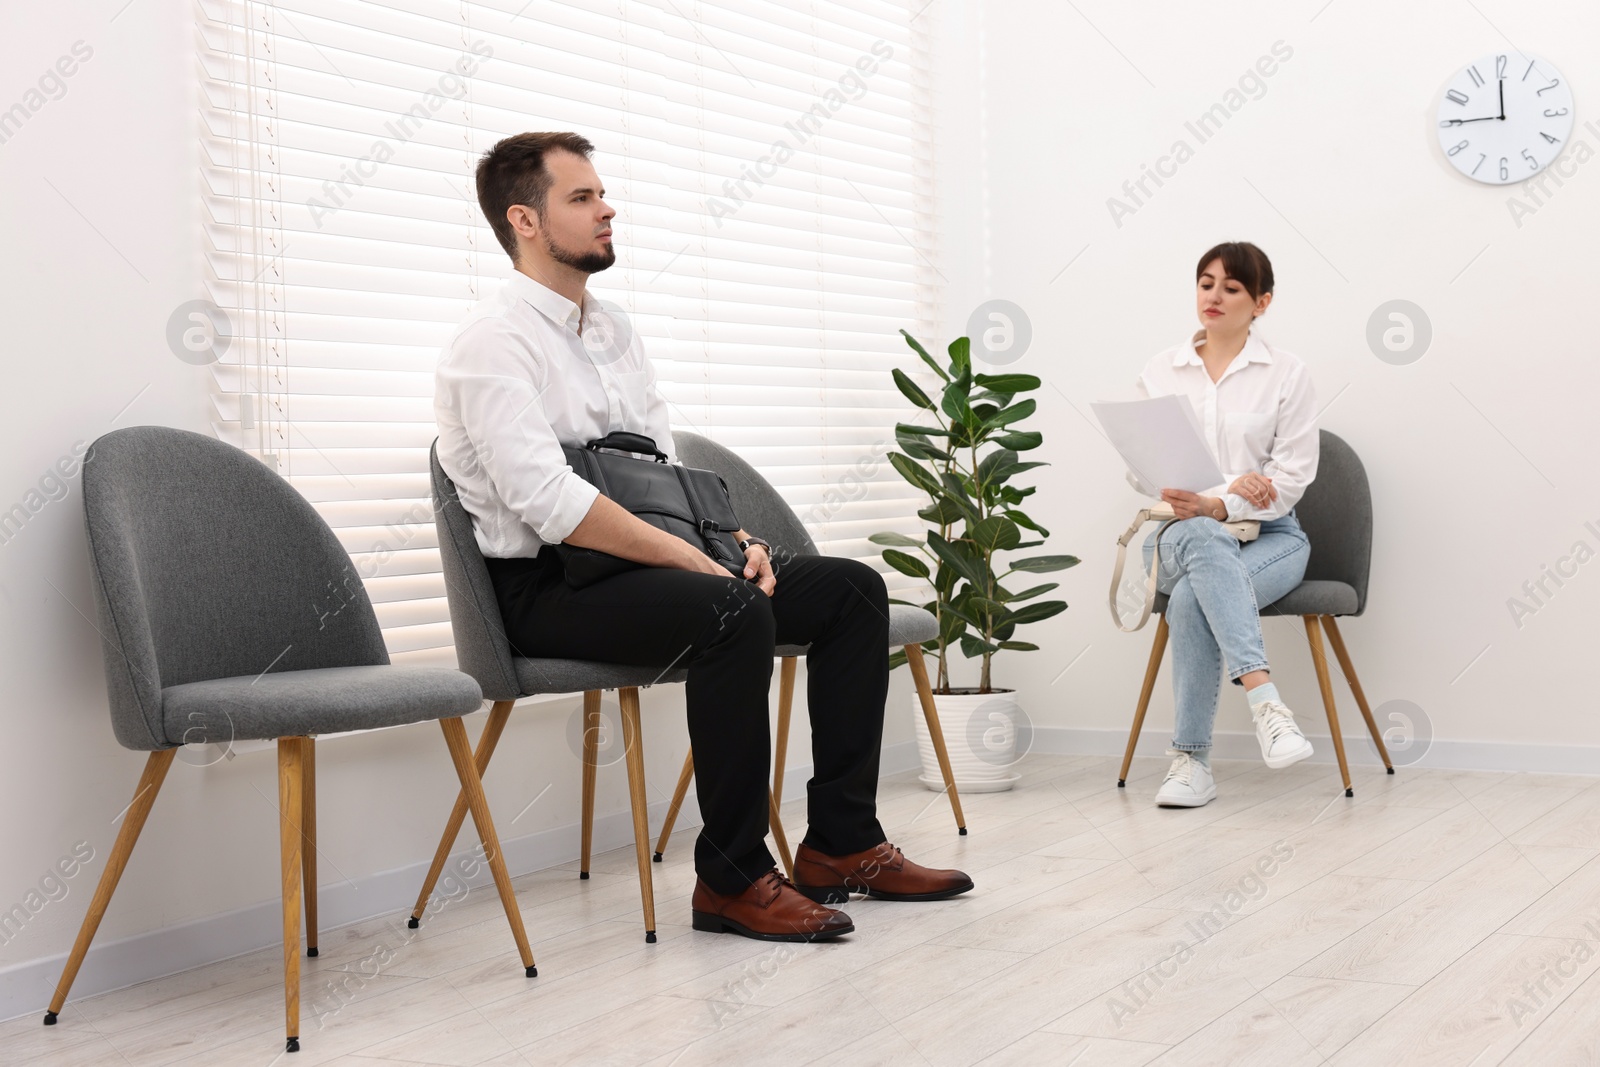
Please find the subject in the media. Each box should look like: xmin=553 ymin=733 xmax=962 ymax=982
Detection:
xmin=579 ymin=870 xmax=590 ymax=880
xmin=1387 ymin=767 xmax=1396 ymax=775
xmin=306 ymin=946 xmax=318 ymax=957
xmin=958 ymin=826 xmax=968 ymax=836
xmin=43 ymin=1012 xmax=57 ymax=1026
xmin=646 ymin=930 xmax=657 ymax=944
xmin=652 ymin=853 xmax=663 ymax=863
xmin=1117 ymin=779 xmax=1126 ymax=788
xmin=407 ymin=917 xmax=419 ymax=929
xmin=525 ymin=965 xmax=538 ymax=978
xmin=286 ymin=1037 xmax=300 ymax=1053
xmin=1345 ymin=788 xmax=1354 ymax=798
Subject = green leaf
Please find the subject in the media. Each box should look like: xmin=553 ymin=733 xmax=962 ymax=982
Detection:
xmin=917 ymin=497 xmax=966 ymax=527
xmin=959 ymin=633 xmax=1000 ymax=659
xmin=1009 ymin=554 xmax=1080 ymax=573
xmin=997 ymin=641 xmax=1040 ymax=651
xmin=966 ymin=596 xmax=1008 ymax=618
xmin=896 ymin=421 xmax=950 ymax=438
xmin=998 ymin=582 xmax=1059 ymax=603
xmin=939 ymin=472 xmax=982 ymax=524
xmin=1005 ymin=600 xmax=1069 ymax=627
xmin=974 ymin=373 xmax=1042 ymax=393
xmin=898 ymin=435 xmax=951 ymax=463
xmin=1014 ymin=540 xmax=1045 ymax=549
xmin=940 ymin=378 xmax=975 ymax=427
xmin=977 ymin=448 xmax=1021 ymax=487
xmin=882 ymin=549 xmax=931 ymax=580
xmin=888 ymin=648 xmax=908 ymax=670
xmin=994 ymin=430 xmax=1043 ymax=451
xmin=1007 ymin=509 xmax=1050 ymax=537
xmin=928 ymin=531 xmax=988 ymax=589
xmin=938 ymin=607 xmax=970 ymax=645
xmin=948 ymin=335 xmax=972 ymax=376
xmin=901 ymin=329 xmax=950 ymax=382
xmin=982 ymin=398 xmax=1038 ymax=432
xmin=888 ymin=451 xmax=942 ymax=497
xmin=892 ymin=368 xmax=935 ymax=410
xmin=868 ymin=531 xmax=924 ymax=547
xmin=967 ymin=516 xmax=1022 ymax=554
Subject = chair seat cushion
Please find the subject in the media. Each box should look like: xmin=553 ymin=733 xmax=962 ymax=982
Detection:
xmin=514 ymin=658 xmax=689 ymax=695
xmin=162 ymin=666 xmax=483 ymax=744
xmin=775 ymin=603 xmax=938 ymax=658
xmin=1261 ymin=580 xmax=1360 ymax=617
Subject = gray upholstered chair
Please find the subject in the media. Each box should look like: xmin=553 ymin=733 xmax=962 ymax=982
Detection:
xmin=413 ymin=442 xmax=794 ymax=945
xmin=1116 ymin=430 xmax=1394 ymax=797
xmin=45 ymin=427 xmax=534 ymax=1057
xmin=650 ymin=431 xmax=967 ymax=872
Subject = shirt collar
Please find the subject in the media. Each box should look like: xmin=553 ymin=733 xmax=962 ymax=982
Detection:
xmin=504 ymin=270 xmax=594 ymax=333
xmin=1174 ymin=328 xmax=1274 ymax=369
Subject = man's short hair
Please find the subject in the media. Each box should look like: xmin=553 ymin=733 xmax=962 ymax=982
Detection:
xmin=476 ymin=132 xmax=596 ymax=261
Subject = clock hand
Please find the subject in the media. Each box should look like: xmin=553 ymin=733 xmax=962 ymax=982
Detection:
xmin=1498 ymin=79 xmax=1505 ymax=120
xmin=1440 ymin=116 xmax=1500 ymax=126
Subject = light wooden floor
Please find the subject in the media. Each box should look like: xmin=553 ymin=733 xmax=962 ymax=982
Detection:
xmin=12 ymin=753 xmax=1600 ymax=1066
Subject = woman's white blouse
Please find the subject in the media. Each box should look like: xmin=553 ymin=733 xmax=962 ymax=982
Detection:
xmin=1130 ymin=329 xmax=1319 ymax=522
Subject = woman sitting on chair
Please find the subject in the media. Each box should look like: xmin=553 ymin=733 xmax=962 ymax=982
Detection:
xmin=1132 ymin=241 xmax=1319 ymax=808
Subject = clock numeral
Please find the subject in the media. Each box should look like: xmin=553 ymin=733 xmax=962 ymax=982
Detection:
xmin=1522 ymin=149 xmax=1538 ymax=170
xmin=1472 ymin=153 xmax=1486 ymax=175
xmin=1544 ymin=107 xmax=1569 ymax=117
xmin=1447 ymin=140 xmax=1470 ymax=156
xmin=1523 ymin=59 xmax=1537 ymax=81
xmin=1499 ymin=157 xmax=1509 ymax=181
xmin=1537 ymin=77 xmax=1560 ymax=96
xmin=1468 ymin=65 xmax=1484 ymax=87
xmin=1446 ymin=89 xmax=1470 ymax=106
xmin=1496 ymin=55 xmax=1507 ymax=79
xmin=1541 ymin=131 xmax=1560 ymax=144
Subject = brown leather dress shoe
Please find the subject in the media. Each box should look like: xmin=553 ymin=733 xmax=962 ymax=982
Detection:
xmin=793 ymin=842 xmax=974 ymax=904
xmin=691 ymin=868 xmax=855 ymax=942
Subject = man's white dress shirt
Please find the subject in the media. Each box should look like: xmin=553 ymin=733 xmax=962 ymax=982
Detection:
xmin=1130 ymin=328 xmax=1319 ymax=522
xmin=435 ymin=271 xmax=677 ymax=559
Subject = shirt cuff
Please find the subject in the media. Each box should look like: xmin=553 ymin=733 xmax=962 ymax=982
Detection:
xmin=535 ymin=472 xmax=601 ymax=545
xmin=1220 ymin=493 xmax=1251 ymax=521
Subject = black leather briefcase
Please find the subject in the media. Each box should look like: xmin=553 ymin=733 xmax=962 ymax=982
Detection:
xmin=551 ymin=431 xmax=747 ymax=588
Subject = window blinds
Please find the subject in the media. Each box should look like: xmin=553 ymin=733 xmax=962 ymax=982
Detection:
xmin=199 ymin=0 xmax=939 ymax=666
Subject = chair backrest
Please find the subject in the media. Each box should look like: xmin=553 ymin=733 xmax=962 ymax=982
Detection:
xmin=672 ymin=431 xmax=819 ymax=560
xmin=430 ymin=442 xmax=522 ymax=701
xmin=1294 ymin=429 xmax=1373 ymax=615
xmin=82 ymin=426 xmax=390 ymax=751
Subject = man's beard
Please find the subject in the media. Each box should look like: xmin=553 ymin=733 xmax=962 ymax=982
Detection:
xmin=544 ymin=230 xmax=615 ymax=274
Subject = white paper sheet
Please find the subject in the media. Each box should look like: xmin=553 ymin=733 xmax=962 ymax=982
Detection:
xmin=1090 ymin=394 xmax=1225 ymax=496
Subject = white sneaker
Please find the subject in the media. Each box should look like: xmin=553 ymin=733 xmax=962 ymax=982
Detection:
xmin=1155 ymin=750 xmax=1216 ymax=808
xmin=1253 ymin=700 xmax=1313 ymax=768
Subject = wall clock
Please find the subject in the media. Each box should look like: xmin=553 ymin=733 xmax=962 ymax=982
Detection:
xmin=1436 ymin=52 xmax=1574 ymax=184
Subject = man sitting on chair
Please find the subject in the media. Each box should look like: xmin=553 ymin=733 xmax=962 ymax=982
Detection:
xmin=433 ymin=132 xmax=973 ymax=942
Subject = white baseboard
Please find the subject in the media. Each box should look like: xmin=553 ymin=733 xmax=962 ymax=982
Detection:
xmin=1025 ymin=726 xmax=1600 ymax=777
xmin=0 ymin=741 xmax=920 ymax=1024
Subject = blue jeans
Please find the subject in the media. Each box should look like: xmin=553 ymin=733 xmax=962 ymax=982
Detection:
xmin=1141 ymin=512 xmax=1310 ymax=751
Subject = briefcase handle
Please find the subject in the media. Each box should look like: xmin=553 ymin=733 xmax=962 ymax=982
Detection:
xmin=584 ymin=431 xmax=667 ymax=462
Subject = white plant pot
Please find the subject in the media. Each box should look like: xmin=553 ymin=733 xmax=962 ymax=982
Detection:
xmin=913 ymin=688 xmax=1027 ymax=793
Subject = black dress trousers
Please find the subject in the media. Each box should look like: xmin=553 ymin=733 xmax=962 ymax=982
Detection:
xmin=485 ymin=550 xmax=891 ymax=895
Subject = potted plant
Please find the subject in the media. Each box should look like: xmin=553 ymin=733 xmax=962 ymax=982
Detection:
xmin=871 ymin=330 xmax=1078 ymax=791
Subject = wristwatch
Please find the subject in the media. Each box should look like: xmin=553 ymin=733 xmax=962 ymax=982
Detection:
xmin=738 ymin=535 xmax=777 ymax=576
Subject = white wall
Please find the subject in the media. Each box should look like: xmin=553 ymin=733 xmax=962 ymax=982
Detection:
xmin=930 ymin=0 xmax=1600 ymax=763
xmin=0 ymin=0 xmax=921 ymax=1016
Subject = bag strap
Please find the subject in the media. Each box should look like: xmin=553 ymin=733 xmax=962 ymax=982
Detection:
xmin=1108 ymin=508 xmax=1179 ymax=633
xmin=585 ymin=431 xmax=667 ymax=462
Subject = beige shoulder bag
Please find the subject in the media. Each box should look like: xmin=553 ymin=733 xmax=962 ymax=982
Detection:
xmin=1108 ymin=503 xmax=1261 ymax=632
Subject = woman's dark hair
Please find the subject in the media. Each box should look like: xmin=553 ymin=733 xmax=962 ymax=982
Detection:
xmin=1195 ymin=241 xmax=1274 ymax=301
xmin=476 ymin=131 xmax=596 ymax=261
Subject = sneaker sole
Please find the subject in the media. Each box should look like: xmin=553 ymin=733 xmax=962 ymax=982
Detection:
xmin=1262 ymin=742 xmax=1314 ymax=770
xmin=1156 ymin=787 xmax=1217 ymax=808
xmin=795 ymin=880 xmax=975 ymax=905
xmin=690 ymin=910 xmax=854 ymax=942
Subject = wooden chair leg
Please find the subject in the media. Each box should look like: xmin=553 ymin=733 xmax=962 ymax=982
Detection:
xmin=302 ymin=736 xmax=318 ymax=957
xmin=1321 ymin=616 xmax=1394 ymax=773
xmin=653 ymin=748 xmax=694 ymax=862
xmin=277 ymin=737 xmax=305 ymax=1054
xmin=580 ymin=690 xmax=600 ymax=878
xmin=773 ymin=657 xmax=796 ymax=806
xmin=769 ymin=789 xmax=795 ymax=879
xmin=616 ymin=687 xmax=657 ymax=942
xmin=905 ymin=643 xmax=967 ymax=833
xmin=1118 ymin=616 xmax=1169 ymax=787
xmin=45 ymin=749 xmax=176 ymax=1024
xmin=438 ymin=717 xmax=537 ymax=976
xmin=1304 ymin=616 xmax=1354 ymax=797
xmin=409 ymin=700 xmax=515 ymax=926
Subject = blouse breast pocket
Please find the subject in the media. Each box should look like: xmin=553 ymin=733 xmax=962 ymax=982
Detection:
xmin=1223 ymin=411 xmax=1275 ymax=472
